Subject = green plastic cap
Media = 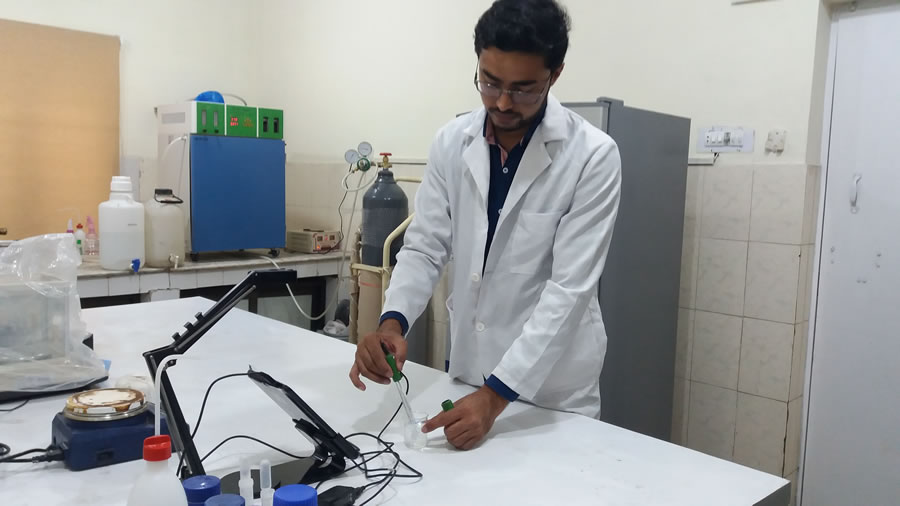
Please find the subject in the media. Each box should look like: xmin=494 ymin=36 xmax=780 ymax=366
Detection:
xmin=441 ymin=399 xmax=454 ymax=412
xmin=384 ymin=353 xmax=403 ymax=382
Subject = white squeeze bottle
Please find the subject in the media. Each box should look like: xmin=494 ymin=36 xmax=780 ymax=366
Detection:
xmin=126 ymin=435 xmax=188 ymax=506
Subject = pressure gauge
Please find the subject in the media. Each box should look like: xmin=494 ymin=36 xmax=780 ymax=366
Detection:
xmin=344 ymin=149 xmax=361 ymax=165
xmin=357 ymin=141 xmax=373 ymax=157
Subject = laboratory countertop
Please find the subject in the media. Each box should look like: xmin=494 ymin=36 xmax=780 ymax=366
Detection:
xmin=0 ymin=298 xmax=789 ymax=506
xmin=77 ymin=250 xmax=348 ymax=279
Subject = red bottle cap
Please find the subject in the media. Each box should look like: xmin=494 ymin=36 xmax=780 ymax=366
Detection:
xmin=142 ymin=435 xmax=172 ymax=462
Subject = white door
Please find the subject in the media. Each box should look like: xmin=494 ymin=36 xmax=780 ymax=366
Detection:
xmin=801 ymin=2 xmax=900 ymax=505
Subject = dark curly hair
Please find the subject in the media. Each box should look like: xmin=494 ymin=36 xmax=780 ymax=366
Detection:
xmin=474 ymin=0 xmax=571 ymax=70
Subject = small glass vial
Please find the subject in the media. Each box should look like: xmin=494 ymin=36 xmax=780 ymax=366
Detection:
xmin=404 ymin=411 xmax=428 ymax=450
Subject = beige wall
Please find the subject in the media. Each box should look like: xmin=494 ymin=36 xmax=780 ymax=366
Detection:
xmin=259 ymin=0 xmax=823 ymax=164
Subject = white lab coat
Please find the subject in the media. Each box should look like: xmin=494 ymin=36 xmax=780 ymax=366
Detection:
xmin=383 ymin=94 xmax=621 ymax=417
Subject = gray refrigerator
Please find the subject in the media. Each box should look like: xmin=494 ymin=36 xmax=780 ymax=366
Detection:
xmin=564 ymin=98 xmax=690 ymax=441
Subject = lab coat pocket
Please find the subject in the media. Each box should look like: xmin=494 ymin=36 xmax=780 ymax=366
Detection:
xmin=508 ymin=211 xmax=563 ymax=274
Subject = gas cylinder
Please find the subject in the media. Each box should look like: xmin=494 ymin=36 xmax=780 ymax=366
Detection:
xmin=361 ymin=153 xmax=408 ymax=266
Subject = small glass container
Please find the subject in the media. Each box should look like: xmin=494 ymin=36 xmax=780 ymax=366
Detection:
xmin=404 ymin=411 xmax=428 ymax=450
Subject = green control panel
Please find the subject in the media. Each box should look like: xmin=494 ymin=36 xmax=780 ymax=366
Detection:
xmin=225 ymin=105 xmax=258 ymax=137
xmin=258 ymin=108 xmax=284 ymax=140
xmin=195 ymin=102 xmax=225 ymax=135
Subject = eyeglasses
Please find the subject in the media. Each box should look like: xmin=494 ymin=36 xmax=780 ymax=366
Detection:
xmin=473 ymin=72 xmax=551 ymax=105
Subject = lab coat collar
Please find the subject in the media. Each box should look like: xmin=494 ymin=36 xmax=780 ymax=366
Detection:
xmin=462 ymin=94 xmax=566 ymax=221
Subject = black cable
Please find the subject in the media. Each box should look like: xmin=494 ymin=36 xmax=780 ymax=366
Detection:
xmin=0 ymin=446 xmax=63 ymax=464
xmin=0 ymin=398 xmax=29 ymax=412
xmin=182 ymin=369 xmax=422 ymax=506
xmin=200 ymin=435 xmax=307 ymax=463
xmin=175 ymin=372 xmax=249 ymax=477
xmin=378 ymin=374 xmax=409 ymax=440
xmin=358 ymin=475 xmax=395 ymax=506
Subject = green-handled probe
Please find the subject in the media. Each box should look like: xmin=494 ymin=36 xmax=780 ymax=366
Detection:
xmin=382 ymin=343 xmax=415 ymax=422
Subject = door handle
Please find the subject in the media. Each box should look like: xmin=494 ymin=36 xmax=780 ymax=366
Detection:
xmin=850 ymin=173 xmax=862 ymax=213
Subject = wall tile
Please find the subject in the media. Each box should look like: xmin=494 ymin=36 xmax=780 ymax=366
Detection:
xmin=795 ymin=245 xmax=811 ymax=323
xmin=679 ymin=220 xmax=700 ymax=308
xmin=687 ymin=382 xmax=737 ymax=460
xmin=685 ymin=166 xmax=704 ymax=221
xmin=739 ymin=318 xmax=794 ymax=401
xmin=701 ymin=166 xmax=753 ymax=241
xmin=790 ymin=322 xmax=809 ymax=400
xmin=802 ymin=165 xmax=822 ymax=245
xmin=798 ymin=244 xmax=816 ymax=323
xmin=734 ymin=393 xmax=788 ymax=476
xmin=285 ymin=205 xmax=308 ymax=231
xmin=744 ymin=242 xmax=801 ymax=323
xmin=285 ymin=163 xmax=309 ymax=207
xmin=680 ymin=167 xmax=703 ymax=308
xmin=785 ymin=397 xmax=803 ymax=477
xmin=671 ymin=378 xmax=691 ymax=446
xmin=691 ymin=311 xmax=742 ymax=389
xmin=749 ymin=165 xmax=806 ymax=244
xmin=675 ymin=308 xmax=694 ymax=379
xmin=696 ymin=239 xmax=748 ymax=316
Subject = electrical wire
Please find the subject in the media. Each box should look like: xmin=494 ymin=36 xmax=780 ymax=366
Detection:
xmin=159 ymin=134 xmax=189 ymax=199
xmin=0 ymin=446 xmax=63 ymax=464
xmin=176 ymin=373 xmax=249 ymax=477
xmin=200 ymin=435 xmax=307 ymax=463
xmin=259 ymin=165 xmax=367 ymax=322
xmin=315 ymin=373 xmax=422 ymax=505
xmin=0 ymin=399 xmax=30 ymax=460
xmin=177 ymin=369 xmax=420 ymax=505
xmin=191 ymin=370 xmax=422 ymax=504
xmin=0 ymin=398 xmax=28 ymax=412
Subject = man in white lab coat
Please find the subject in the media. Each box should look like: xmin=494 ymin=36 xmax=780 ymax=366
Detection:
xmin=349 ymin=0 xmax=621 ymax=450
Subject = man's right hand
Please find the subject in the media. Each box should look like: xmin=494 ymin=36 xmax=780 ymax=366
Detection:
xmin=349 ymin=319 xmax=407 ymax=391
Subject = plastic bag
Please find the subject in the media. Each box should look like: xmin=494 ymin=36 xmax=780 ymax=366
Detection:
xmin=0 ymin=234 xmax=107 ymax=394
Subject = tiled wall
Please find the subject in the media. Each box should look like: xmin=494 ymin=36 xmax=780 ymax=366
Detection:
xmin=672 ymin=163 xmax=819 ymax=503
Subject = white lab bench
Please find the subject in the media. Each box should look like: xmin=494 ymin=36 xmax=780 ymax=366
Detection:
xmin=76 ymin=251 xmax=346 ymax=329
xmin=0 ymin=298 xmax=790 ymax=505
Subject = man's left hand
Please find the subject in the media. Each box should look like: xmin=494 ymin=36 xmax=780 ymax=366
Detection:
xmin=421 ymin=386 xmax=509 ymax=450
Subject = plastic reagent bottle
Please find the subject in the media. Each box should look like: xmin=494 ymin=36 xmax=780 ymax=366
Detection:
xmin=84 ymin=215 xmax=100 ymax=256
xmin=273 ymin=484 xmax=318 ymax=506
xmin=183 ymin=474 xmax=221 ymax=506
xmin=74 ymin=223 xmax=86 ymax=255
xmin=239 ymin=458 xmax=254 ymax=506
xmin=260 ymin=459 xmax=275 ymax=506
xmin=126 ymin=435 xmax=188 ymax=506
xmin=204 ymin=495 xmax=245 ymax=505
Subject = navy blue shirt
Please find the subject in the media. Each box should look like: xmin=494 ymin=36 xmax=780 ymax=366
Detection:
xmin=381 ymin=104 xmax=547 ymax=404
xmin=484 ymin=103 xmax=547 ymax=263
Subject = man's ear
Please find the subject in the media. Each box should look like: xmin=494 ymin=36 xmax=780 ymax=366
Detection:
xmin=550 ymin=62 xmax=565 ymax=87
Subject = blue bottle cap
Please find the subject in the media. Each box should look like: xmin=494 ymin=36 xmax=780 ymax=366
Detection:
xmin=273 ymin=484 xmax=318 ymax=506
xmin=204 ymin=494 xmax=244 ymax=506
xmin=183 ymin=475 xmax=221 ymax=504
